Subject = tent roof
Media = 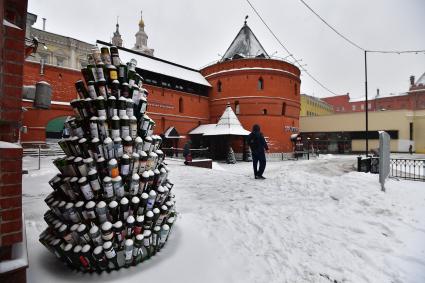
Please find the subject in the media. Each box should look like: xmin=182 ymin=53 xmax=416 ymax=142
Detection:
xmin=163 ymin=126 xmax=184 ymax=139
xmin=189 ymin=124 xmax=217 ymax=135
xmin=222 ymin=22 xmax=269 ymax=61
xmin=203 ymin=104 xmax=250 ymax=136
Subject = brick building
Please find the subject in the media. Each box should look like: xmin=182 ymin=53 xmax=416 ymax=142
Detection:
xmin=322 ymin=73 xmax=425 ymax=113
xmin=22 ymin=18 xmax=301 ymax=154
xmin=0 ymin=0 xmax=29 ymax=282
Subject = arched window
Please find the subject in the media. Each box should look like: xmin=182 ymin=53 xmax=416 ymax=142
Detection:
xmin=217 ymin=80 xmax=222 ymax=92
xmin=235 ymin=100 xmax=240 ymax=114
xmin=179 ymin=97 xmax=184 ymax=113
xmin=294 ymin=83 xmax=298 ymax=96
xmin=161 ymin=117 xmax=165 ymax=132
xmin=262 ymin=109 xmax=267 ymax=115
xmin=282 ymin=102 xmax=287 ymax=116
xmin=258 ymin=77 xmax=264 ymax=90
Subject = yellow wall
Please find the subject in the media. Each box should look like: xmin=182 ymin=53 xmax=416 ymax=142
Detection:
xmin=300 ymin=94 xmax=333 ymax=116
xmin=300 ymin=110 xmax=425 ymax=152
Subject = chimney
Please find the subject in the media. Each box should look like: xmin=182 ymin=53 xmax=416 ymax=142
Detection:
xmin=410 ymin=75 xmax=415 ymax=86
xmin=42 ymin=18 xmax=46 ymax=31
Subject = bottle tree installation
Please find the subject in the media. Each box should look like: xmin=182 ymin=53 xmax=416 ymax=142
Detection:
xmin=39 ymin=45 xmax=177 ymax=272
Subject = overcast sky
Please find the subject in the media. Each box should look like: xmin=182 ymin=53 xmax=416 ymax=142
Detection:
xmin=28 ymin=0 xmax=425 ymax=98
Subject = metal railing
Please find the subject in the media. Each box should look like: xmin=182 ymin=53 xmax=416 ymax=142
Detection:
xmin=390 ymin=158 xmax=425 ymax=181
xmin=162 ymin=147 xmax=210 ymax=159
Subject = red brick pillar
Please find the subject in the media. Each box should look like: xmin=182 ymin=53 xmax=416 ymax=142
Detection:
xmin=0 ymin=143 xmax=23 ymax=255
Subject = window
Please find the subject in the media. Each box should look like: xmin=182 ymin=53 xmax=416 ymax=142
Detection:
xmin=179 ymin=97 xmax=184 ymax=113
xmin=368 ymin=103 xmax=371 ymax=110
xmin=258 ymin=77 xmax=264 ymax=90
xmin=282 ymin=102 xmax=287 ymax=116
xmin=217 ymin=81 xmax=222 ymax=92
xmin=39 ymin=53 xmax=49 ymax=64
xmin=235 ymin=101 xmax=240 ymax=114
xmin=352 ymin=105 xmax=356 ymax=111
xmin=80 ymin=60 xmax=88 ymax=68
xmin=262 ymin=109 xmax=267 ymax=115
xmin=360 ymin=104 xmax=364 ymax=110
xmin=56 ymin=57 xmax=64 ymax=67
xmin=294 ymin=83 xmax=298 ymax=96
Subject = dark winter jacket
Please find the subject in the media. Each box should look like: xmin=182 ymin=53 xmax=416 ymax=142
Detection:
xmin=248 ymin=125 xmax=268 ymax=159
xmin=183 ymin=142 xmax=191 ymax=157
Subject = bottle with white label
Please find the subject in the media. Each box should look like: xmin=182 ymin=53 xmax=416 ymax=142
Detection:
xmin=78 ymin=177 xmax=94 ymax=201
xmin=120 ymin=115 xmax=130 ymax=139
xmin=152 ymin=226 xmax=161 ymax=254
xmin=103 ymin=241 xmax=119 ymax=270
xmin=97 ymin=116 xmax=109 ymax=142
xmin=84 ymin=201 xmax=97 ymax=223
xmin=124 ymin=239 xmax=134 ymax=268
xmin=126 ymin=99 xmax=134 ymax=118
xmin=119 ymin=197 xmax=130 ymax=222
xmin=96 ymin=201 xmax=108 ymax=224
xmin=75 ymin=157 xmax=88 ymax=178
xmin=112 ymin=176 xmax=124 ymax=200
xmin=143 ymin=230 xmax=152 ymax=259
xmin=139 ymin=193 xmax=149 ymax=215
xmin=113 ymin=137 xmax=124 ymax=159
xmin=93 ymin=246 xmax=108 ymax=272
xmin=110 ymin=115 xmax=120 ymax=139
xmin=130 ymin=152 xmax=140 ymax=175
xmin=133 ymin=234 xmax=144 ymax=265
xmin=123 ymin=136 xmax=133 ymax=155
xmin=108 ymin=201 xmax=119 ymax=223
xmin=130 ymin=174 xmax=140 ymax=196
xmin=102 ymin=176 xmax=114 ymax=201
xmin=143 ymin=210 xmax=154 ymax=231
xmin=103 ymin=137 xmax=114 ymax=160
xmin=118 ymin=96 xmax=127 ymax=119
xmin=107 ymin=96 xmax=117 ymax=119
xmin=101 ymin=221 xmax=114 ymax=242
xmin=113 ymin=221 xmax=125 ymax=250
xmin=159 ymin=224 xmax=170 ymax=248
xmin=89 ymin=224 xmax=103 ymax=247
xmin=87 ymin=169 xmax=102 ymax=200
xmin=120 ymin=154 xmax=130 ymax=177
xmin=89 ymin=116 xmax=99 ymax=139
xmin=138 ymin=152 xmax=148 ymax=174
xmin=95 ymin=96 xmax=107 ymax=118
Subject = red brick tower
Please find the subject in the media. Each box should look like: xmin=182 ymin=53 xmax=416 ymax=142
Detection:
xmin=201 ymin=22 xmax=301 ymax=152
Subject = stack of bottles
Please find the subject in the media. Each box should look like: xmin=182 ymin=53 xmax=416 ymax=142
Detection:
xmin=39 ymin=45 xmax=177 ymax=272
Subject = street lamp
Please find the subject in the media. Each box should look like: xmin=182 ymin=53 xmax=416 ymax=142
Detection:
xmin=364 ymin=51 xmax=369 ymax=157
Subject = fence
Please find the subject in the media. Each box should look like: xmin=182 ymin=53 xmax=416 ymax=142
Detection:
xmin=161 ymin=148 xmax=211 ymax=159
xmin=390 ymin=158 xmax=425 ymax=181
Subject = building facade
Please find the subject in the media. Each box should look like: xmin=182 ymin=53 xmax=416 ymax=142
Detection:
xmin=322 ymin=74 xmax=425 ymax=113
xmin=300 ymin=109 xmax=425 ymax=153
xmin=300 ymin=93 xmax=333 ymax=116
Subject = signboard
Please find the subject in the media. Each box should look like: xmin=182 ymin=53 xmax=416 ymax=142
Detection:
xmin=379 ymin=131 xmax=390 ymax=192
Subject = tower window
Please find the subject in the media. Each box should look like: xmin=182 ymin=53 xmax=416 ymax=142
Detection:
xmin=217 ymin=80 xmax=222 ymax=92
xmin=258 ymin=77 xmax=264 ymax=90
xmin=282 ymin=102 xmax=287 ymax=116
xmin=262 ymin=109 xmax=267 ymax=115
xmin=294 ymin=83 xmax=298 ymax=96
xmin=179 ymin=97 xmax=184 ymax=113
xmin=235 ymin=101 xmax=240 ymax=114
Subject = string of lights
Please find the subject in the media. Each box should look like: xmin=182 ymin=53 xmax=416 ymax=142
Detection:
xmin=245 ymin=0 xmax=340 ymax=95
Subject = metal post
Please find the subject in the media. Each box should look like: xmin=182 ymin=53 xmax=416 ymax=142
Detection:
xmin=38 ymin=145 xmax=41 ymax=170
xmin=364 ymin=50 xmax=369 ymax=157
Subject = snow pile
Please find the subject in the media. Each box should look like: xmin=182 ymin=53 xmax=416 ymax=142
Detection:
xmin=23 ymin=155 xmax=425 ymax=282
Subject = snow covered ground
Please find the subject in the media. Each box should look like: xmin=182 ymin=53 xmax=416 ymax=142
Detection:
xmin=22 ymin=155 xmax=425 ymax=283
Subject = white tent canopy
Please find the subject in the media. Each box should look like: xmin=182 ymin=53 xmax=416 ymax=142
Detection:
xmin=201 ymin=103 xmax=250 ymax=136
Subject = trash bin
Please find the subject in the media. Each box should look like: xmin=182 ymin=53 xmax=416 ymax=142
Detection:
xmin=357 ymin=156 xmax=372 ymax=173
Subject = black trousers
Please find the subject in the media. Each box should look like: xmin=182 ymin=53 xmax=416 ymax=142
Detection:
xmin=252 ymin=155 xmax=266 ymax=177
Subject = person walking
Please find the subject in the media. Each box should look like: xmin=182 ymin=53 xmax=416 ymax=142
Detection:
xmin=183 ymin=140 xmax=192 ymax=165
xmin=248 ymin=124 xmax=268 ymax=179
xmin=409 ymin=144 xmax=413 ymax=155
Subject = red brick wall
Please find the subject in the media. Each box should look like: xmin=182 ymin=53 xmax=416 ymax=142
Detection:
xmin=0 ymin=145 xmax=23 ymax=248
xmin=0 ymin=0 xmax=27 ymax=263
xmin=202 ymin=59 xmax=301 ymax=152
xmin=23 ymin=61 xmax=82 ymax=102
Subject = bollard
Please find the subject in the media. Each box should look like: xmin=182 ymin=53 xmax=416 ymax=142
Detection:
xmin=357 ymin=156 xmax=362 ymax=172
xmin=38 ymin=145 xmax=41 ymax=170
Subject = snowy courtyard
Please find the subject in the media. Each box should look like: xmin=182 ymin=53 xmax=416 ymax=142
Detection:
xmin=23 ymin=155 xmax=425 ymax=283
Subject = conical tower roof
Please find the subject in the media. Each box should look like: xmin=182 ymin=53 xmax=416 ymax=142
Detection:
xmin=222 ymin=21 xmax=269 ymax=61
xmin=204 ymin=103 xmax=250 ymax=136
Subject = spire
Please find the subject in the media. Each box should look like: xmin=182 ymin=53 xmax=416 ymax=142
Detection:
xmin=112 ymin=16 xmax=123 ymax=47
xmin=221 ymin=20 xmax=269 ymax=61
xmin=138 ymin=10 xmax=145 ymax=29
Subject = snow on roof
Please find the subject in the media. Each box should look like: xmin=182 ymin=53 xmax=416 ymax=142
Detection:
xmin=163 ymin=126 xmax=185 ymax=139
xmin=189 ymin=124 xmax=217 ymax=135
xmin=0 ymin=141 xmax=22 ymax=149
xmin=416 ymin=72 xmax=425 ymax=86
xmin=222 ymin=23 xmax=269 ymax=61
xmin=97 ymin=41 xmax=211 ymax=87
xmin=203 ymin=104 xmax=250 ymax=136
xmin=349 ymin=92 xmax=409 ymax=102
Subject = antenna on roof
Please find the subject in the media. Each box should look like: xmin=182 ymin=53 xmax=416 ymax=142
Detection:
xmin=244 ymin=15 xmax=248 ymax=25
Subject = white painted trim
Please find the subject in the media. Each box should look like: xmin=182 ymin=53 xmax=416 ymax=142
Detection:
xmin=204 ymin=67 xmax=298 ymax=79
xmin=22 ymin=99 xmax=70 ymax=106
xmin=147 ymin=111 xmax=209 ymax=120
xmin=210 ymin=96 xmax=299 ymax=104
